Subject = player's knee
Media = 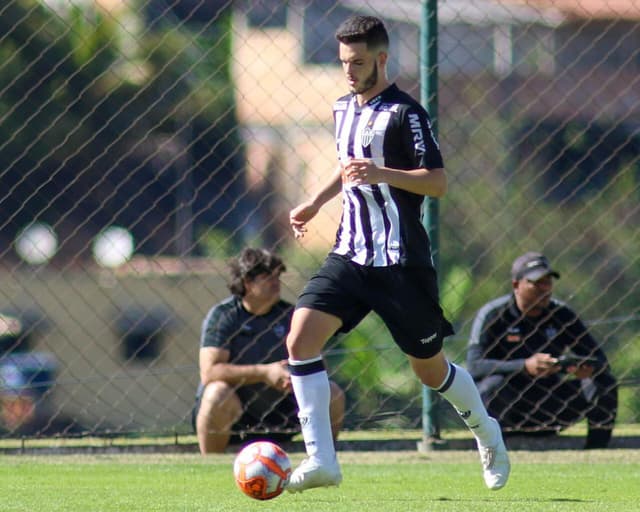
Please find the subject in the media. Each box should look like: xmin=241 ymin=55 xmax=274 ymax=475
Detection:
xmin=285 ymin=333 xmax=320 ymax=360
xmin=408 ymin=350 xmax=449 ymax=388
xmin=199 ymin=382 xmax=242 ymax=418
xmin=285 ymin=331 xmax=298 ymax=356
xmin=286 ymin=308 xmax=343 ymax=360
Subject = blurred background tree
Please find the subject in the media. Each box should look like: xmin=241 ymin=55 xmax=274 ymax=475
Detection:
xmin=0 ymin=0 xmax=246 ymax=262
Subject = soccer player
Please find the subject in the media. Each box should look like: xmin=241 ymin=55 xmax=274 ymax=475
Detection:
xmin=193 ymin=248 xmax=344 ymax=454
xmin=285 ymin=15 xmax=509 ymax=492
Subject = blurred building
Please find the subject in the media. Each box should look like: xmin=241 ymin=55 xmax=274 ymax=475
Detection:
xmin=231 ymin=0 xmax=640 ymax=247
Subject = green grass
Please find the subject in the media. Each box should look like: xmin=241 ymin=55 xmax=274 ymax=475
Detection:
xmin=1 ymin=450 xmax=639 ymax=511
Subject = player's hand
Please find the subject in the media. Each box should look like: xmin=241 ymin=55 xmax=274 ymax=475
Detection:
xmin=524 ymin=353 xmax=561 ymax=377
xmin=289 ymin=201 xmax=320 ymax=239
xmin=264 ymin=360 xmax=292 ymax=392
xmin=567 ymin=364 xmax=595 ymax=379
xmin=342 ymin=158 xmax=381 ymax=186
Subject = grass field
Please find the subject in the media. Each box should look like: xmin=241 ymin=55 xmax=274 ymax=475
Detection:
xmin=1 ymin=448 xmax=639 ymax=511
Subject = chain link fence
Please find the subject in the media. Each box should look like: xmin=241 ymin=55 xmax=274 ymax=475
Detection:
xmin=0 ymin=0 xmax=639 ymax=441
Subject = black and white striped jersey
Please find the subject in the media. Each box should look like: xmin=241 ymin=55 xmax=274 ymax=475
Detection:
xmin=331 ymin=83 xmax=444 ymax=267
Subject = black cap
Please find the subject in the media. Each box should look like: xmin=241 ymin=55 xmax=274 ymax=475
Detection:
xmin=511 ymin=252 xmax=560 ymax=281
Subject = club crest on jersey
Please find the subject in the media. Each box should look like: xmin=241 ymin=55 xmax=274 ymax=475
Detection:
xmin=360 ymin=126 xmax=375 ymax=147
xmin=273 ymin=323 xmax=286 ymax=339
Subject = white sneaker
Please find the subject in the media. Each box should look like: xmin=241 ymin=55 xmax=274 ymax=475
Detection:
xmin=286 ymin=457 xmax=342 ymax=493
xmin=478 ymin=418 xmax=510 ymax=490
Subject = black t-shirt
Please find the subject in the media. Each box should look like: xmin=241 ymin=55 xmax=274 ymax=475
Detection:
xmin=197 ymin=296 xmax=293 ymax=405
xmin=200 ymin=296 xmax=292 ymax=359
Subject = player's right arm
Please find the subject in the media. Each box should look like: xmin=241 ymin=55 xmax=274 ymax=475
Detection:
xmin=289 ymin=166 xmax=342 ymax=239
xmin=199 ymin=304 xmax=291 ymax=391
xmin=199 ymin=347 xmax=291 ymax=392
xmin=467 ymin=302 xmax=529 ymax=378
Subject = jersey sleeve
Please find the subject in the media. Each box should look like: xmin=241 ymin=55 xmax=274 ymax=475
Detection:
xmin=467 ymin=303 xmax=526 ymax=378
xmin=399 ymin=104 xmax=444 ymax=170
xmin=199 ymin=304 xmax=235 ymax=349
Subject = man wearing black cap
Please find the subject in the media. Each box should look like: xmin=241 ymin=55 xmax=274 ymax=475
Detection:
xmin=466 ymin=252 xmax=618 ymax=448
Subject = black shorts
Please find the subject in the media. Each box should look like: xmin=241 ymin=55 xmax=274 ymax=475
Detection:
xmin=296 ymin=253 xmax=454 ymax=358
xmin=192 ymin=386 xmax=299 ymax=443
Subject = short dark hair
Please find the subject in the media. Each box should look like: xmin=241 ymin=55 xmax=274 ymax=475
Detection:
xmin=228 ymin=248 xmax=285 ymax=297
xmin=335 ymin=15 xmax=389 ymax=51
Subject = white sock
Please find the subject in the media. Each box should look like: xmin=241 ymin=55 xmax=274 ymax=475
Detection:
xmin=433 ymin=362 xmax=498 ymax=446
xmin=289 ymin=357 xmax=336 ymax=464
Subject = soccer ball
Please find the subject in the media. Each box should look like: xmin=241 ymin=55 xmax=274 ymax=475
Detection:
xmin=233 ymin=441 xmax=292 ymax=500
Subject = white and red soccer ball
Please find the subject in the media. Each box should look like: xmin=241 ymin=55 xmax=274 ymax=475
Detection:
xmin=233 ymin=441 xmax=292 ymax=500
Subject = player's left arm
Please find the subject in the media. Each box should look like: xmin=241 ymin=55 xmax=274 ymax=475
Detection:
xmin=346 ymin=162 xmax=447 ymax=197
xmin=342 ymin=104 xmax=447 ymax=197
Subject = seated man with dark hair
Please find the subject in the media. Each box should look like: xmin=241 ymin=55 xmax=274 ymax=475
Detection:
xmin=193 ymin=248 xmax=345 ymax=454
xmin=466 ymin=252 xmax=618 ymax=449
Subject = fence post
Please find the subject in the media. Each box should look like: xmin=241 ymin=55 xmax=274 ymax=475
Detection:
xmin=418 ymin=0 xmax=444 ymax=452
